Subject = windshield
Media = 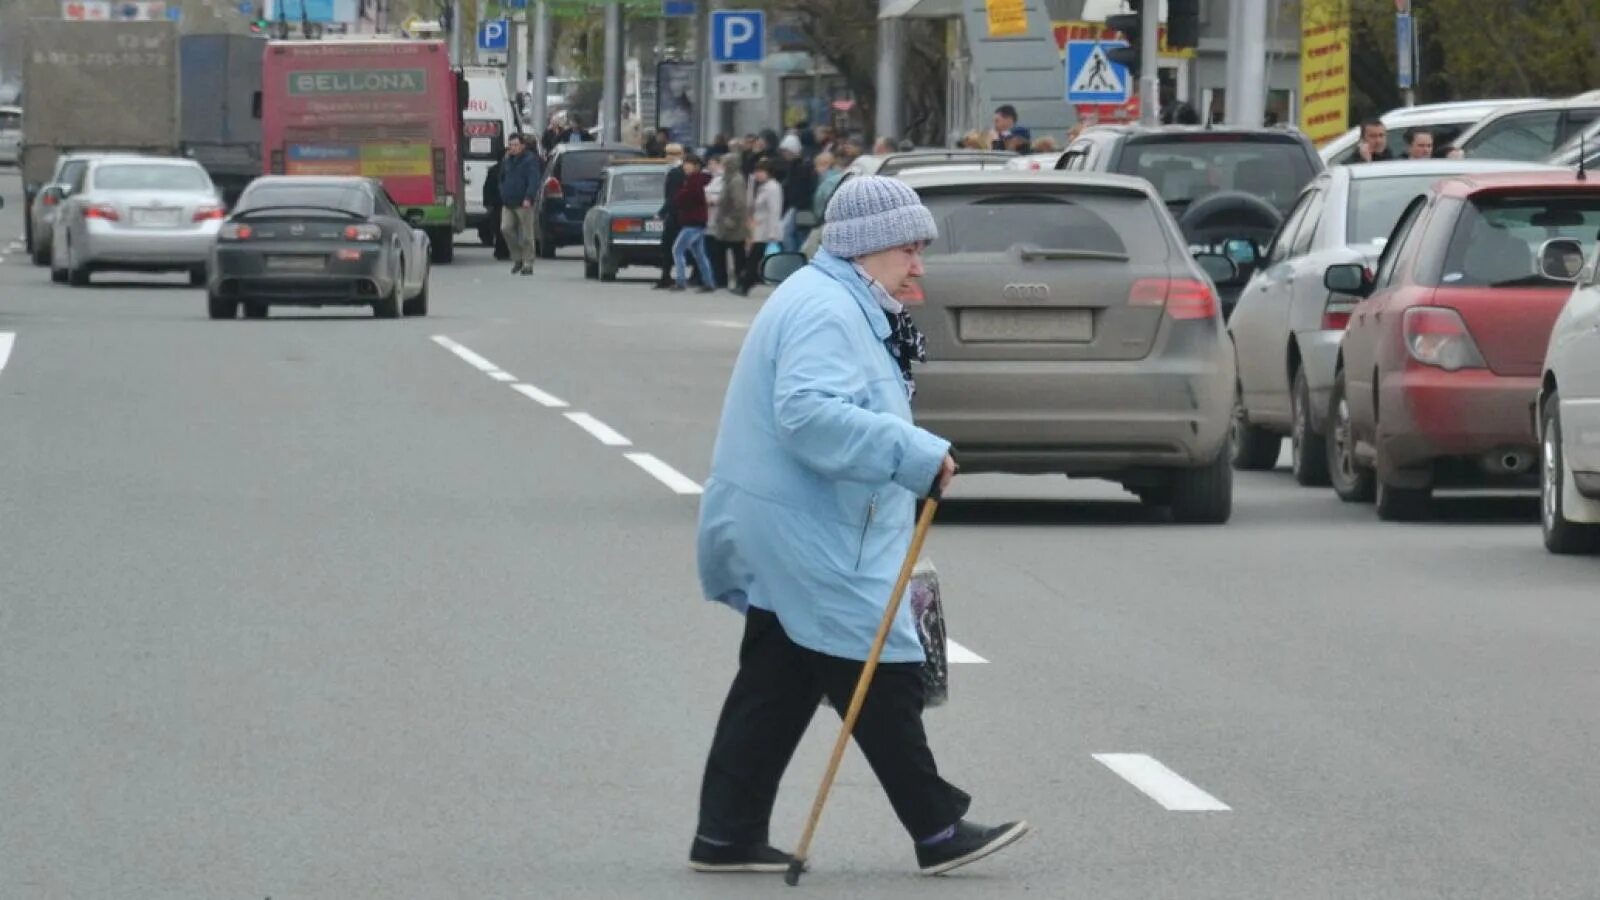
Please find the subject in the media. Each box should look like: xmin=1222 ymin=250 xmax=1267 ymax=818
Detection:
xmin=919 ymin=189 xmax=1168 ymax=259
xmin=608 ymin=171 xmax=664 ymax=203
xmin=94 ymin=164 xmax=211 ymax=192
xmin=560 ymin=150 xmax=643 ymax=183
xmin=1116 ymin=139 xmax=1315 ymax=212
xmin=1438 ymin=193 xmax=1600 ymax=287
xmin=236 ymin=184 xmax=371 ymax=216
xmin=1347 ymin=174 xmax=1449 ymax=245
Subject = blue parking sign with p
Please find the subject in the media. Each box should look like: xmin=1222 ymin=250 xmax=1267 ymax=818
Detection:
xmin=478 ymin=18 xmax=508 ymax=51
xmin=711 ymin=10 xmax=764 ymax=63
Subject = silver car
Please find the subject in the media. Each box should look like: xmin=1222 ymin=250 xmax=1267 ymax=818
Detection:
xmin=50 ymin=157 xmax=224 ymax=287
xmin=1228 ymin=159 xmax=1558 ymax=484
xmin=1536 ymin=239 xmax=1600 ymax=555
xmin=28 ymin=153 xmax=113 ymax=267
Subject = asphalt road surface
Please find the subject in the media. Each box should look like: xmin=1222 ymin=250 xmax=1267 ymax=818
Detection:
xmin=3 ymin=169 xmax=1598 ymax=899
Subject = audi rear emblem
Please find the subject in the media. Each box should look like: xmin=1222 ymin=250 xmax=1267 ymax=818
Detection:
xmin=1003 ymin=283 xmax=1050 ymax=300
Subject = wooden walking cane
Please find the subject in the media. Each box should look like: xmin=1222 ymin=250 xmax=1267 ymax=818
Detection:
xmin=784 ymin=487 xmax=942 ymax=886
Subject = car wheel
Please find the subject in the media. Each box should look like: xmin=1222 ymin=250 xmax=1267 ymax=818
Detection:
xmin=242 ymin=301 xmax=268 ymax=319
xmin=1327 ymin=372 xmax=1376 ymax=503
xmin=51 ymin=262 xmax=67 ymax=284
xmin=1291 ymin=367 xmax=1331 ymax=487
xmin=537 ymin=229 xmax=556 ymax=259
xmin=478 ymin=223 xmax=494 ymax=247
xmin=599 ymin=245 xmax=619 ymax=282
xmin=31 ymin=240 xmax=49 ymax=267
xmin=1169 ymin=443 xmax=1234 ymax=524
xmin=207 ymin=294 xmax=238 ymax=320
xmin=1231 ymin=384 xmax=1281 ymax=470
xmin=188 ymin=265 xmax=207 ymax=288
xmin=583 ymin=243 xmax=599 ymax=279
xmin=403 ymin=277 xmax=429 ymax=317
xmin=1541 ymin=393 xmax=1600 ymax=554
xmin=1375 ymin=476 xmax=1431 ymax=522
xmin=373 ymin=278 xmax=401 ymax=319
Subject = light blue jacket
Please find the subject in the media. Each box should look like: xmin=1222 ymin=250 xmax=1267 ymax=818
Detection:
xmin=696 ymin=250 xmax=950 ymax=663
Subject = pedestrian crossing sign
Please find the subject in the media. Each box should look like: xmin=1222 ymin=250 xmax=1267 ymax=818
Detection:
xmin=1066 ymin=39 xmax=1130 ymax=104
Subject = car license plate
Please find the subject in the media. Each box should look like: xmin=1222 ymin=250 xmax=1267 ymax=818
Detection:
xmin=959 ymin=308 xmax=1093 ymax=343
xmin=645 ymin=219 xmax=664 ymax=233
xmin=266 ymin=255 xmax=326 ymax=272
xmin=131 ymin=208 xmax=181 ymax=227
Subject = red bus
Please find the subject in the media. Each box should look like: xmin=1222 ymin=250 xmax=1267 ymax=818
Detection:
xmin=261 ymin=38 xmax=465 ymax=262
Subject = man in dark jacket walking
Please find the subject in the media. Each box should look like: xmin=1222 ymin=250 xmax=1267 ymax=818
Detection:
xmin=656 ymin=143 xmax=691 ymax=289
xmin=483 ymin=156 xmax=510 ymax=261
xmin=498 ymin=134 xmax=542 ymax=275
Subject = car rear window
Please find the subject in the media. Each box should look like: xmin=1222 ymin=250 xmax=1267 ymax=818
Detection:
xmin=919 ymin=188 xmax=1169 ymax=259
xmin=608 ymin=170 xmax=664 ymax=202
xmin=1347 ymin=174 xmax=1451 ymax=245
xmin=236 ymin=185 xmax=371 ymax=216
xmin=1438 ymin=193 xmax=1600 ymax=287
xmin=1117 ymin=138 xmax=1316 ymax=212
xmin=94 ymin=164 xmax=211 ymax=192
xmin=559 ymin=149 xmax=643 ymax=183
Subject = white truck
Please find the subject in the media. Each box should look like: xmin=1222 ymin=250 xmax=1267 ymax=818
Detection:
xmin=461 ymin=66 xmax=524 ymax=248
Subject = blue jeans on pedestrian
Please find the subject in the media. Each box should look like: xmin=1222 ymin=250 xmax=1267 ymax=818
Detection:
xmin=674 ymin=226 xmax=715 ymax=289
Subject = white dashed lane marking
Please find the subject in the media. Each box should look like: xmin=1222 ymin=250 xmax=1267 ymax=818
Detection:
xmin=1093 ymin=754 xmax=1231 ymax=811
xmin=0 ymin=332 xmax=14 ymax=372
xmin=624 ymin=452 xmax=703 ymax=495
xmin=563 ymin=411 xmax=632 ymax=447
xmin=510 ymin=382 xmax=568 ymax=408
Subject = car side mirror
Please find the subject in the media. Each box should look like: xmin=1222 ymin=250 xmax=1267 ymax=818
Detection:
xmin=1538 ymin=238 xmax=1586 ymax=282
xmin=760 ymin=251 xmax=807 ymax=285
xmin=1324 ymin=262 xmax=1372 ymax=296
xmin=404 ymin=209 xmax=426 ymax=227
xmin=1193 ymin=252 xmax=1239 ymax=285
xmin=1223 ymin=238 xmax=1258 ymax=265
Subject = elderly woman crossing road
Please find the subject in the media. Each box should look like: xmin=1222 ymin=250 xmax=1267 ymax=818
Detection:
xmin=689 ymin=175 xmax=1030 ymax=877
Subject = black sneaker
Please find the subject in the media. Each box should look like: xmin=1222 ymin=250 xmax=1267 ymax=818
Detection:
xmin=510 ymin=263 xmax=524 ymax=274
xmin=697 ymin=286 xmax=715 ymax=294
xmin=652 ymin=280 xmax=672 ymax=290
xmin=915 ymin=820 xmax=1031 ymax=876
xmin=520 ymin=267 xmax=533 ymax=276
xmin=688 ymin=838 xmax=797 ymax=874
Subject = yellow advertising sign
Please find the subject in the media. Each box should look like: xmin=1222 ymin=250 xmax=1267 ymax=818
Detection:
xmin=360 ymin=144 xmax=432 ymax=177
xmin=1299 ymin=0 xmax=1351 ymax=145
xmin=986 ymin=0 xmax=1028 ymax=38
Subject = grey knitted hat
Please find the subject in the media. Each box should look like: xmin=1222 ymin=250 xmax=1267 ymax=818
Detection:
xmin=821 ymin=176 xmax=938 ymax=259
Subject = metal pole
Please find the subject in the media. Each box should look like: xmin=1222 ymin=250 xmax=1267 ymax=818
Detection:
xmin=508 ymin=17 xmax=526 ymax=121
xmin=474 ymin=0 xmax=484 ymax=64
xmin=1222 ymin=0 xmax=1243 ymax=125
xmin=529 ymin=0 xmax=549 ymax=138
xmin=876 ymin=0 xmax=904 ymax=141
xmin=1138 ymin=0 xmax=1158 ymax=126
xmin=1233 ymin=0 xmax=1267 ymax=127
xmin=602 ymin=0 xmax=623 ymax=143
xmin=693 ymin=0 xmax=710 ymax=148
xmin=450 ymin=0 xmax=462 ymax=63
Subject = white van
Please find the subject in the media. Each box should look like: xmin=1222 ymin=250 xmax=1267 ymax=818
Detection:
xmin=0 ymin=106 xmax=22 ymax=167
xmin=461 ymin=67 xmax=524 ymax=246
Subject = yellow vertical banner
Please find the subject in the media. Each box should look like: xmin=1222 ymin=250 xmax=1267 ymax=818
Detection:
xmin=1299 ymin=0 xmax=1350 ymax=145
xmin=986 ymin=0 xmax=1028 ymax=38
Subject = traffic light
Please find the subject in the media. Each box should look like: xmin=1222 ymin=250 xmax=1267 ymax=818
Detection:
xmin=1167 ymin=0 xmax=1201 ymax=49
xmin=1105 ymin=1 xmax=1144 ymax=72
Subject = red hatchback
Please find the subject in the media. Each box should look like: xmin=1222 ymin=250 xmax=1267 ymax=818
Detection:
xmin=1322 ymin=171 xmax=1600 ymax=520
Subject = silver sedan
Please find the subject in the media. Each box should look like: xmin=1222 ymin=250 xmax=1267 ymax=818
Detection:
xmin=1227 ymin=159 xmax=1558 ymax=485
xmin=50 ymin=157 xmax=225 ymax=287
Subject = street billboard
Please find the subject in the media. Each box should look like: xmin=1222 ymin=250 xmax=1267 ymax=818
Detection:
xmin=1299 ymin=0 xmax=1350 ymax=145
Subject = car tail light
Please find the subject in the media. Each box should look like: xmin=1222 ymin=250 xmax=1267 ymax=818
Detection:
xmin=543 ymin=176 xmax=564 ymax=199
xmin=42 ymin=192 xmax=59 ymax=207
xmin=612 ymin=218 xmax=640 ymax=232
xmin=192 ymin=206 xmax=225 ymax=222
xmin=1128 ymin=277 xmax=1218 ymax=320
xmin=343 ymin=224 xmax=382 ymax=241
xmin=218 ymin=223 xmax=253 ymax=241
xmin=1402 ymin=306 xmax=1486 ymax=371
xmin=84 ymin=204 xmax=120 ymax=221
xmin=336 ymin=248 xmax=363 ymax=261
xmin=1321 ymin=307 xmax=1352 ymax=330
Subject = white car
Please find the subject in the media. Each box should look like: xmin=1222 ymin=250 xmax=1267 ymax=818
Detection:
xmin=50 ymin=156 xmax=225 ymax=287
xmin=461 ymin=66 xmax=525 ymax=246
xmin=0 ymin=105 xmax=21 ymax=166
xmin=1319 ymin=99 xmax=1541 ymax=165
xmin=1537 ymin=237 xmax=1600 ymax=554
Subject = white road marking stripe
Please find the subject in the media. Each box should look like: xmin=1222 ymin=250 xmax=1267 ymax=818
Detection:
xmin=702 ymin=319 xmax=749 ymax=329
xmin=0 ymin=332 xmax=13 ymax=372
xmin=430 ymin=334 xmax=504 ymax=375
xmin=564 ymin=411 xmax=632 ymax=447
xmin=487 ymin=370 xmax=517 ymax=382
xmin=624 ymin=452 xmax=704 ymax=495
xmin=946 ymin=639 xmax=987 ymax=664
xmin=510 ymin=383 xmax=569 ymax=408
xmin=1092 ymin=754 xmax=1231 ymax=811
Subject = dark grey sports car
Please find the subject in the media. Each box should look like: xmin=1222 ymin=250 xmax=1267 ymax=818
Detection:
xmin=581 ymin=160 xmax=671 ymax=282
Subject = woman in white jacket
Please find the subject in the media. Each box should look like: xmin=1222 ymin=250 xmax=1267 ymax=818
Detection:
xmin=742 ymin=160 xmax=785 ymax=292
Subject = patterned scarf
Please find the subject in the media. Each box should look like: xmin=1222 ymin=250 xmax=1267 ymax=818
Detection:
xmin=853 ymin=263 xmax=928 ymax=401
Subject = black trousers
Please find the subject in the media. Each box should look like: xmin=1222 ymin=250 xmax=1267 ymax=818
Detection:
xmin=657 ymin=222 xmax=680 ymax=284
xmin=726 ymin=240 xmax=750 ymax=291
xmin=697 ymin=608 xmax=971 ymax=846
xmin=740 ymin=245 xmax=766 ymax=292
xmin=705 ymin=236 xmax=729 ymax=288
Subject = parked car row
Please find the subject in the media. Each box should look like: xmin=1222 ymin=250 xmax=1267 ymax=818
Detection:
xmin=21 ymin=153 xmax=433 ymax=320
